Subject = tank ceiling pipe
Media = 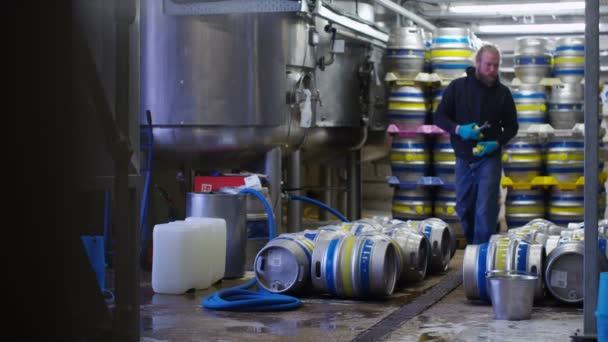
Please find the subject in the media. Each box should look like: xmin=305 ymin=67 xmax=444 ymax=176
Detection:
xmin=372 ymin=0 xmax=437 ymax=32
xmin=287 ymin=150 xmax=303 ymax=233
xmin=583 ymin=0 xmax=600 ymax=336
xmin=265 ymin=147 xmax=283 ymax=235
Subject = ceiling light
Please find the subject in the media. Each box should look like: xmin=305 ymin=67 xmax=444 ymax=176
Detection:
xmin=477 ymin=22 xmax=608 ymax=34
xmin=449 ymin=1 xmax=584 ymax=15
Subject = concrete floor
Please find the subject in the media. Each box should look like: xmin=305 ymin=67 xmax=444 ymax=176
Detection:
xmin=139 ymin=248 xmax=588 ymax=342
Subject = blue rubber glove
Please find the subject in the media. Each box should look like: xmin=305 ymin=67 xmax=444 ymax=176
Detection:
xmin=473 ymin=141 xmax=499 ymax=157
xmin=456 ymin=123 xmax=482 ymax=140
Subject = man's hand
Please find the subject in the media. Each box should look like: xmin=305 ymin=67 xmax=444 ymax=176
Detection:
xmin=456 ymin=123 xmax=482 ymax=140
xmin=473 ymin=141 xmax=499 ymax=156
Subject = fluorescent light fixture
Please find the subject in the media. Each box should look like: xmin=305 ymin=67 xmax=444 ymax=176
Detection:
xmin=450 ymin=1 xmax=584 ymax=15
xmin=477 ymin=22 xmax=608 ymax=34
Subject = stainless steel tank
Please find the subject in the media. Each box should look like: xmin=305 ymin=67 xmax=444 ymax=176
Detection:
xmin=514 ymin=37 xmax=552 ymax=84
xmin=554 ymin=36 xmax=585 ymax=84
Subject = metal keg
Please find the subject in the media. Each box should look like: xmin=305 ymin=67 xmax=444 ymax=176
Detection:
xmin=548 ymin=83 xmax=584 ymax=129
xmin=544 ymin=242 xmax=584 ymax=303
xmin=311 ymin=235 xmax=399 ymax=298
xmin=390 ymin=135 xmax=430 ymax=182
xmin=514 ymin=37 xmax=552 ymax=84
xmin=418 ymin=218 xmax=452 ymax=273
xmin=463 ymin=242 xmax=491 ymax=300
xmin=254 ymin=233 xmax=314 ymax=294
xmin=430 ymin=27 xmax=474 ymax=79
xmin=505 ymin=189 xmax=546 ymax=229
xmin=387 ymin=85 xmax=428 ymax=129
xmin=553 ymin=36 xmax=584 ymax=84
xmin=431 ymin=85 xmax=446 ymax=115
xmin=383 ymin=223 xmax=430 ymax=284
xmin=502 ymin=134 xmax=543 ymax=183
xmin=511 ymin=84 xmax=547 ymax=129
xmin=492 ymin=236 xmax=545 ymax=300
xmin=546 ymin=135 xmax=584 ymax=183
xmin=298 ymin=225 xmax=351 ymax=244
xmin=186 ymin=192 xmax=246 ymax=278
xmin=384 ymin=26 xmax=426 ymax=79
xmin=548 ymin=188 xmax=584 ymax=225
xmin=433 ymin=134 xmax=456 ymax=184
xmin=392 ymin=188 xmax=432 ymax=220
xmin=433 ymin=189 xmax=462 ymax=242
xmin=343 ymin=219 xmax=384 ymax=235
xmin=423 ymin=30 xmax=432 ymax=73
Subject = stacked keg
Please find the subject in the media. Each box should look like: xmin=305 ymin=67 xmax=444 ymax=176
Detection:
xmin=430 ymin=27 xmax=474 ymax=80
xmin=387 ymin=85 xmax=428 ymax=128
xmin=511 ymin=84 xmax=548 ymax=129
xmin=384 ymin=26 xmax=426 ymax=80
xmin=514 ymin=37 xmax=552 ymax=84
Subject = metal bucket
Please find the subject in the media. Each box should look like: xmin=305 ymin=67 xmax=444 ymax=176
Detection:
xmin=502 ymin=134 xmax=543 ymax=183
xmin=254 ymin=233 xmax=314 ymax=294
xmin=433 ymin=134 xmax=456 ymax=184
xmin=311 ymin=235 xmax=399 ymax=298
xmin=511 ymin=84 xmax=547 ymax=129
xmin=186 ymin=192 xmax=246 ymax=278
xmin=387 ymin=85 xmax=428 ymax=129
xmin=390 ymin=135 xmax=430 ymax=182
xmin=384 ymin=26 xmax=426 ymax=79
xmin=430 ymin=27 xmax=474 ymax=79
xmin=383 ymin=224 xmax=430 ymax=284
xmin=392 ymin=188 xmax=432 ymax=220
xmin=505 ymin=189 xmax=546 ymax=228
xmin=554 ymin=36 xmax=585 ymax=84
xmin=514 ymin=37 xmax=552 ymax=84
xmin=548 ymin=83 xmax=584 ymax=129
xmin=487 ymin=270 xmax=538 ymax=320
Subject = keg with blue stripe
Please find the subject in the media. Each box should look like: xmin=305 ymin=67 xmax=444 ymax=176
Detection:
xmin=432 ymin=133 xmax=456 ymax=184
xmin=392 ymin=188 xmax=432 ymax=220
xmin=511 ymin=84 xmax=547 ymax=129
xmin=463 ymin=242 xmax=492 ymax=300
xmin=310 ymin=235 xmax=399 ymax=298
xmin=384 ymin=26 xmax=426 ymax=79
xmin=382 ymin=223 xmax=430 ymax=284
xmin=254 ymin=233 xmax=315 ymax=294
xmin=514 ymin=37 xmax=552 ymax=84
xmin=554 ymin=37 xmax=584 ymax=84
xmin=431 ymin=85 xmax=446 ymax=117
xmin=502 ymin=134 xmax=543 ymax=183
xmin=390 ymin=135 xmax=430 ymax=182
xmin=505 ymin=189 xmax=546 ymax=228
xmin=387 ymin=85 xmax=428 ymax=129
xmin=548 ymin=187 xmax=606 ymax=226
xmin=548 ymin=83 xmax=584 ymax=129
xmin=546 ymin=135 xmax=584 ymax=183
xmin=434 ymin=188 xmax=462 ymax=241
xmin=342 ymin=218 xmax=384 ymax=235
xmin=298 ymin=225 xmax=351 ymax=244
xmin=423 ymin=30 xmax=433 ymax=73
xmin=430 ymin=27 xmax=474 ymax=79
xmin=418 ymin=218 xmax=454 ymax=272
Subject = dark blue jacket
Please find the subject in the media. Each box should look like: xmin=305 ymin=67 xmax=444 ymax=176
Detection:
xmin=434 ymin=66 xmax=518 ymax=161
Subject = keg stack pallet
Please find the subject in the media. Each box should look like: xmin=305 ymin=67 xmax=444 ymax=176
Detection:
xmin=501 ymin=127 xmax=607 ymax=228
xmin=463 ymin=218 xmax=608 ymax=304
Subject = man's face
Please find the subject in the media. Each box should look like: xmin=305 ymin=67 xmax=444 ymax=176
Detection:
xmin=476 ymin=51 xmax=500 ymax=86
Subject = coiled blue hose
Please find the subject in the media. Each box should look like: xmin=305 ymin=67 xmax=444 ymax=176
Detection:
xmin=288 ymin=195 xmax=349 ymax=222
xmin=202 ymin=188 xmax=302 ymax=311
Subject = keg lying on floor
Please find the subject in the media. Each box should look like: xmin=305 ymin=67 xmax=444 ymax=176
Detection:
xmin=417 ymin=218 xmax=454 ymax=273
xmin=311 ymin=235 xmax=399 ymax=299
xmin=383 ymin=222 xmax=430 ymax=284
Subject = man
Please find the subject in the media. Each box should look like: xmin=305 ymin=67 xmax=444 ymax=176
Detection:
xmin=434 ymin=45 xmax=518 ymax=244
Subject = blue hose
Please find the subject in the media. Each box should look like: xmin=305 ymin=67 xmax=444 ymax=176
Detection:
xmin=288 ymin=195 xmax=349 ymax=222
xmin=202 ymin=188 xmax=302 ymax=311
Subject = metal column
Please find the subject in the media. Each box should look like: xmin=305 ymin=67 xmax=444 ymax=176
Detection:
xmin=583 ymin=0 xmax=600 ymax=336
xmin=320 ymin=165 xmax=332 ymax=221
xmin=347 ymin=150 xmax=362 ymax=221
xmin=265 ymin=147 xmax=283 ymax=235
xmin=287 ymin=150 xmax=302 ymax=233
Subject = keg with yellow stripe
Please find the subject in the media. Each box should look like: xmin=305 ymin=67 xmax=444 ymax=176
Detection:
xmin=382 ymin=223 xmax=430 ymax=284
xmin=387 ymin=85 xmax=428 ymax=129
xmin=433 ymin=188 xmax=463 ymax=247
xmin=514 ymin=37 xmax=552 ymax=84
xmin=297 ymin=225 xmax=351 ymax=244
xmin=390 ymin=135 xmax=430 ymax=182
xmin=554 ymin=36 xmax=584 ymax=84
xmin=431 ymin=85 xmax=446 ymax=115
xmin=511 ymin=84 xmax=547 ymax=129
xmin=384 ymin=26 xmax=426 ymax=79
xmin=430 ymin=27 xmax=474 ymax=80
xmin=433 ymin=133 xmax=456 ymax=184
xmin=342 ymin=218 xmax=384 ymax=235
xmin=548 ymin=83 xmax=584 ymax=129
xmin=502 ymin=134 xmax=543 ymax=183
xmin=254 ymin=233 xmax=315 ymax=294
xmin=310 ymin=235 xmax=399 ymax=298
xmin=545 ymin=135 xmax=584 ymax=183
xmin=505 ymin=189 xmax=546 ymax=228
xmin=392 ymin=188 xmax=432 ymax=220
xmin=548 ymin=187 xmax=606 ymax=226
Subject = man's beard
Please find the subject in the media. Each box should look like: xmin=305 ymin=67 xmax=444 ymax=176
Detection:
xmin=476 ymin=71 xmax=497 ymax=86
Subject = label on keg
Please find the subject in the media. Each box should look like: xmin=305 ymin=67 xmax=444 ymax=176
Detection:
xmin=271 ymin=255 xmax=282 ymax=267
xmin=550 ymin=270 xmax=568 ymax=288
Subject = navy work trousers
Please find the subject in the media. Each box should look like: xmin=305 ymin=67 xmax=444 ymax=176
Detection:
xmin=454 ymin=152 xmax=502 ymax=244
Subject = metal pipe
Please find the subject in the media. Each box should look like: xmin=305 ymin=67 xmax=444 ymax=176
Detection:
xmin=583 ymin=0 xmax=600 ymax=336
xmin=347 ymin=151 xmax=362 ymax=220
xmin=373 ymin=0 xmax=437 ymax=32
xmin=265 ymin=147 xmax=283 ymax=235
xmin=320 ymin=165 xmax=332 ymax=221
xmin=287 ymin=150 xmax=303 ymax=233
